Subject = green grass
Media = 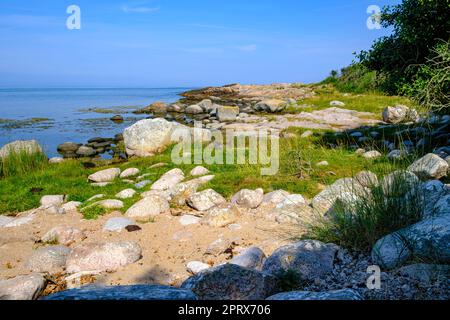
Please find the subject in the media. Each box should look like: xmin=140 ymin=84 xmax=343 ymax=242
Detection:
xmin=285 ymin=85 xmax=417 ymax=116
xmin=0 ymin=127 xmax=409 ymax=215
xmin=305 ymin=169 xmax=425 ymax=251
xmin=0 ymin=149 xmax=49 ymax=178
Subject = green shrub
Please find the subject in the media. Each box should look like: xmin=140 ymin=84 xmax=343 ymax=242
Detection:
xmin=0 ymin=149 xmax=48 ymax=178
xmin=401 ymin=40 xmax=450 ymax=115
xmin=306 ymin=170 xmax=424 ymax=251
xmin=322 ymin=64 xmax=380 ymax=94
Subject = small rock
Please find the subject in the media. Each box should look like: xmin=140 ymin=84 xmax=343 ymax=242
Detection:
xmin=125 ymin=195 xmax=169 ymax=222
xmin=330 ymin=101 xmax=345 ymax=107
xmin=152 ymin=168 xmax=185 ymax=191
xmin=120 ymin=168 xmax=140 ymax=178
xmin=49 ymin=157 xmax=64 ymax=164
xmin=41 ymin=226 xmax=86 ymax=246
xmin=66 ymin=241 xmax=142 ymax=273
xmin=363 ymin=150 xmax=382 ymax=159
xmin=316 ymin=161 xmax=329 ymax=167
xmin=61 ymin=201 xmax=82 ymax=211
xmin=408 ymin=153 xmax=449 ymax=180
xmin=26 ymin=245 xmax=72 ymax=272
xmin=190 ymin=166 xmax=209 ymax=176
xmin=88 ymin=168 xmax=121 ymax=183
xmin=230 ymin=247 xmax=266 ymax=270
xmin=115 ymin=189 xmax=137 ymax=199
xmin=301 ymin=130 xmax=314 ymax=138
xmin=40 ymin=195 xmax=66 ymax=208
xmin=0 ymin=274 xmax=47 ymax=300
xmin=186 ymin=261 xmax=211 ymax=275
xmin=179 ymin=215 xmax=201 ymax=226
xmin=134 ymin=180 xmax=152 ymax=189
xmin=103 ymin=217 xmax=136 ymax=232
xmin=231 ymin=189 xmax=264 ymax=209
xmin=187 ymin=189 xmax=226 ymax=211
xmin=201 ymin=204 xmax=240 ymax=228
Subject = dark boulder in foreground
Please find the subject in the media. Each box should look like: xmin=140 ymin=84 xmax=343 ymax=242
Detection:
xmin=42 ymin=285 xmax=197 ymax=300
xmin=181 ymin=263 xmax=279 ymax=300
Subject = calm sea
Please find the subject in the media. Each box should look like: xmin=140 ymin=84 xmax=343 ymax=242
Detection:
xmin=0 ymin=88 xmax=192 ymax=157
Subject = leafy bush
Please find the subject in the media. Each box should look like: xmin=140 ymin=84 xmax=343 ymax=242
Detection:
xmin=322 ymin=64 xmax=379 ymax=94
xmin=359 ymin=0 xmax=450 ymax=95
xmin=401 ymin=40 xmax=450 ymax=114
xmin=0 ymin=149 xmax=48 ymax=178
xmin=306 ymin=171 xmax=424 ymax=251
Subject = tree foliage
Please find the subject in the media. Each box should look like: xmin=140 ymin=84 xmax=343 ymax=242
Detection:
xmin=359 ymin=0 xmax=450 ymax=95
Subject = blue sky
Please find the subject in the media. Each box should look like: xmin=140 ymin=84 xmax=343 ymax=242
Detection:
xmin=0 ymin=0 xmax=401 ymax=88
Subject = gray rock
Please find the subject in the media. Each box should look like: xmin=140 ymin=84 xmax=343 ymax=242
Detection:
xmin=185 ymin=105 xmax=204 ymax=115
xmin=230 ymin=247 xmax=266 ymax=270
xmin=231 ymin=189 xmax=264 ymax=209
xmin=0 ymin=274 xmax=47 ymax=300
xmin=66 ymin=241 xmax=142 ymax=273
xmin=40 ymin=195 xmax=66 ymax=208
xmin=125 ymin=195 xmax=169 ymax=222
xmin=49 ymin=157 xmax=64 ymax=164
xmin=254 ymin=99 xmax=287 ymax=113
xmin=266 ymin=289 xmax=363 ymax=301
xmin=301 ymin=130 xmax=314 ymax=138
xmin=152 ymin=168 xmax=185 ymax=191
xmin=267 ymin=203 xmax=315 ymax=225
xmin=115 ymin=188 xmax=137 ymax=199
xmin=187 ymin=189 xmax=226 ymax=211
xmin=372 ymin=213 xmax=450 ymax=269
xmin=201 ymin=204 xmax=240 ymax=228
xmin=179 ymin=215 xmax=201 ymax=226
xmin=382 ymin=105 xmax=418 ymax=124
xmin=61 ymin=201 xmax=82 ymax=211
xmin=26 ymin=245 xmax=72 ymax=272
xmin=134 ymin=180 xmax=152 ymax=189
xmin=0 ymin=215 xmax=14 ymax=227
xmin=388 ymin=149 xmax=408 ymax=160
xmin=261 ymin=190 xmax=290 ymax=206
xmin=396 ymin=264 xmax=450 ymax=284
xmin=408 ymin=153 xmax=449 ymax=180
xmin=103 ymin=217 xmax=136 ymax=232
xmin=262 ymin=240 xmax=339 ymax=282
xmin=186 ymin=261 xmax=211 ymax=275
xmin=88 ymin=168 xmax=121 ymax=183
xmin=330 ymin=101 xmax=346 ymax=107
xmin=217 ymin=106 xmax=239 ymax=122
xmin=123 ymin=118 xmax=190 ymax=157
xmin=181 ymin=264 xmax=279 ymax=300
xmin=190 ymin=166 xmax=209 ymax=176
xmin=354 ymin=171 xmax=378 ymax=188
xmin=76 ymin=146 xmax=96 ymax=157
xmin=0 ymin=140 xmax=43 ymax=158
xmin=43 ymin=285 xmax=197 ymax=300
xmin=380 ymin=170 xmax=420 ymax=196
xmin=312 ymin=178 xmax=366 ymax=214
xmin=363 ymin=150 xmax=382 ymax=159
xmin=41 ymin=226 xmax=86 ymax=246
xmin=96 ymin=199 xmax=124 ymax=210
xmin=120 ymin=168 xmax=140 ymax=178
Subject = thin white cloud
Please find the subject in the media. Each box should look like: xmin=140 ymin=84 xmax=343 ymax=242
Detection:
xmin=121 ymin=5 xmax=160 ymax=13
xmin=235 ymin=44 xmax=257 ymax=52
xmin=0 ymin=14 xmax=61 ymax=28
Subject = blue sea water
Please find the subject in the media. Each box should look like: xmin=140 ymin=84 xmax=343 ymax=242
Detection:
xmin=0 ymin=88 xmax=191 ymax=157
